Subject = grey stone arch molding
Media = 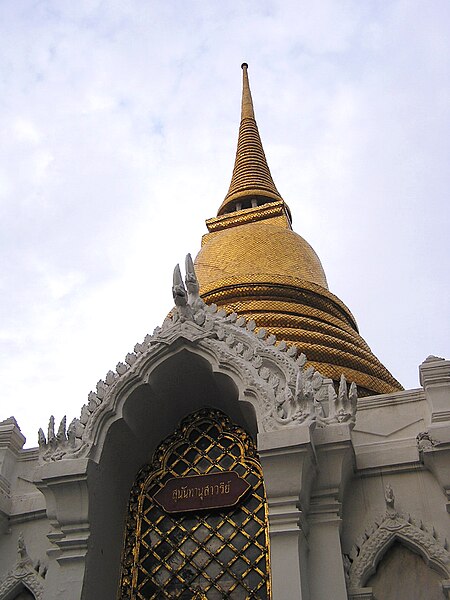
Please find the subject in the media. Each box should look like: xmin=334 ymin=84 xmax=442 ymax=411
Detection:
xmin=346 ymin=487 xmax=450 ymax=598
xmin=0 ymin=577 xmax=40 ymax=600
xmin=38 ymin=300 xmax=359 ymax=461
xmin=35 ymin=257 xmax=358 ymax=599
xmin=81 ymin=347 xmax=262 ymax=599
xmin=33 ymin=320 xmax=296 ymax=597
xmin=37 ymin=255 xmax=358 ymax=465
xmin=35 ymin=345 xmax=262 ymax=598
xmin=0 ymin=534 xmax=45 ymax=600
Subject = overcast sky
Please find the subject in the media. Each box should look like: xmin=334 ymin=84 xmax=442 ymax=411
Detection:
xmin=1 ymin=1 xmax=449 ymax=446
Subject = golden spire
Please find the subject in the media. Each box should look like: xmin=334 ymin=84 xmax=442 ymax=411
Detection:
xmin=217 ymin=63 xmax=284 ymax=216
xmin=195 ymin=64 xmax=403 ymax=397
xmin=241 ymin=61 xmax=255 ymax=119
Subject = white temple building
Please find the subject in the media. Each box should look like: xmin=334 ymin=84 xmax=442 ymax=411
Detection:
xmin=1 ymin=64 xmax=450 ymax=600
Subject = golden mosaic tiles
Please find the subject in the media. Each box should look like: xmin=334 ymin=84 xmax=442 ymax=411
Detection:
xmin=195 ymin=271 xmax=402 ymax=395
xmin=205 ymin=200 xmax=290 ymax=235
xmin=196 ymin=221 xmax=329 ymax=291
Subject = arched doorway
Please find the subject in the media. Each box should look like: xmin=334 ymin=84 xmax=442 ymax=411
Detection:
xmin=10 ymin=589 xmax=35 ymax=600
xmin=367 ymin=541 xmax=446 ymax=600
xmin=119 ymin=408 xmax=271 ymax=598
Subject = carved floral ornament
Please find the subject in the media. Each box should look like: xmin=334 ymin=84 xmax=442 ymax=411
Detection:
xmin=417 ymin=430 xmax=440 ymax=451
xmin=345 ymin=484 xmax=450 ymax=592
xmin=38 ymin=255 xmax=358 ymax=462
xmin=0 ymin=533 xmax=46 ymax=600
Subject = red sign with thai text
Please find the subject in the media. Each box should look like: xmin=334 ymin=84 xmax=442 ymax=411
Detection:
xmin=153 ymin=471 xmax=251 ymax=513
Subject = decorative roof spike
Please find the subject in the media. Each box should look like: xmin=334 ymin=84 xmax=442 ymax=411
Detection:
xmin=172 ymin=264 xmax=188 ymax=308
xmin=47 ymin=416 xmax=55 ymax=445
xmin=185 ymin=253 xmax=204 ymax=312
xmin=240 ymin=62 xmax=255 ymax=120
xmin=218 ymin=63 xmax=285 ymax=215
xmin=38 ymin=428 xmax=46 ymax=448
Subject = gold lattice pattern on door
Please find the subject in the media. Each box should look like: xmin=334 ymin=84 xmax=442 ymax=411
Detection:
xmin=119 ymin=408 xmax=271 ymax=599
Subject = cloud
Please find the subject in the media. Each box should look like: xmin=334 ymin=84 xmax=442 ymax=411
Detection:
xmin=0 ymin=0 xmax=449 ymax=444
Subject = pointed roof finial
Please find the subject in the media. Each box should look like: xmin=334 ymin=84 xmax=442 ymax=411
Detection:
xmin=240 ymin=63 xmax=255 ymax=120
xmin=217 ymin=63 xmax=285 ymax=216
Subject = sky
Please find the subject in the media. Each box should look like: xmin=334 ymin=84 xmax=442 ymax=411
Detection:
xmin=1 ymin=0 xmax=449 ymax=447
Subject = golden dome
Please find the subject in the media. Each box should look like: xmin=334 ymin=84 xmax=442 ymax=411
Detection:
xmin=195 ymin=64 xmax=403 ymax=397
xmin=195 ymin=220 xmax=328 ymax=291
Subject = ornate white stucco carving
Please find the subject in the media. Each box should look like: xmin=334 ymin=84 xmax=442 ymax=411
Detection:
xmin=346 ymin=484 xmax=450 ymax=590
xmin=0 ymin=533 xmax=46 ymax=600
xmin=417 ymin=430 xmax=440 ymax=451
xmin=37 ymin=255 xmax=358 ymax=462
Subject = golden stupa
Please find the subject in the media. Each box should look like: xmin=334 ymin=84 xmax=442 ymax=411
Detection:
xmin=195 ymin=64 xmax=402 ymax=396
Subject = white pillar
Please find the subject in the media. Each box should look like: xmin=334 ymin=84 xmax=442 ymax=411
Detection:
xmin=35 ymin=458 xmax=92 ymax=600
xmin=259 ymin=425 xmax=316 ymax=600
xmin=308 ymin=425 xmax=354 ymax=600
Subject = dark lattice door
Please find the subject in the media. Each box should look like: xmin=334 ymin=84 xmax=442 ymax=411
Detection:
xmin=119 ymin=408 xmax=271 ymax=599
